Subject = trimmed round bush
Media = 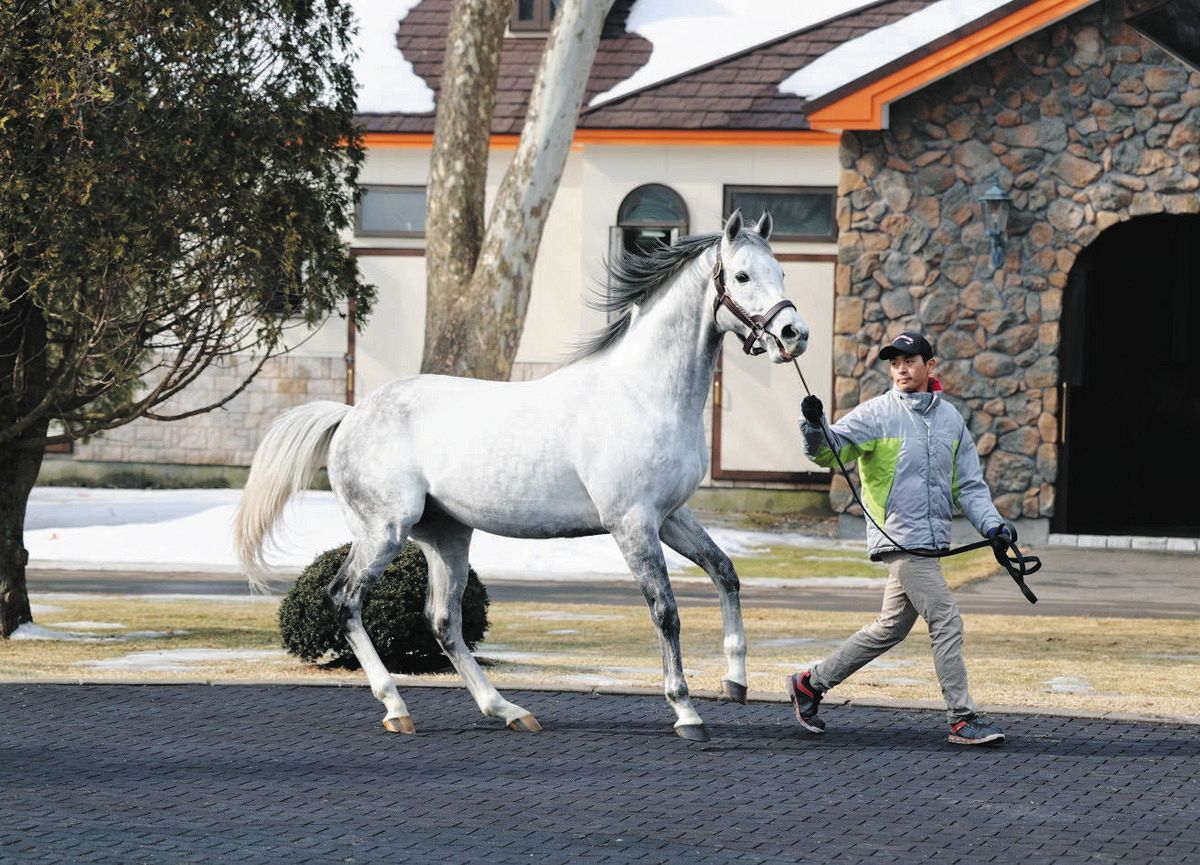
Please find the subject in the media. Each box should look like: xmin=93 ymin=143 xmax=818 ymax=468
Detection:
xmin=279 ymin=542 xmax=489 ymax=674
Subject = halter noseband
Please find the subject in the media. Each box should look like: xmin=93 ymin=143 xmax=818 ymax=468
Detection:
xmin=711 ymin=253 xmax=797 ymax=357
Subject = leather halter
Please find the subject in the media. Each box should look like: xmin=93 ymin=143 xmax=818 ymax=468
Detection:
xmin=710 ymin=253 xmax=797 ymax=357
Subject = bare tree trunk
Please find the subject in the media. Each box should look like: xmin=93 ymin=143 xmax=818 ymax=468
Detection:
xmin=421 ymin=0 xmax=511 ymax=376
xmin=0 ymin=289 xmax=47 ymax=637
xmin=0 ymin=435 xmax=46 ymax=637
xmin=422 ymin=0 xmax=617 ymax=381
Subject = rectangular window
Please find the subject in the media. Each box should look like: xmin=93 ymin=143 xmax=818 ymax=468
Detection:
xmin=510 ymin=0 xmax=558 ymax=33
xmin=723 ymin=186 xmax=837 ymax=242
xmin=355 ymin=185 xmax=426 ymax=238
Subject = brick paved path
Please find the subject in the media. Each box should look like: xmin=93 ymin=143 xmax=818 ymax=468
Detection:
xmin=2 ymin=684 xmax=1197 ymax=864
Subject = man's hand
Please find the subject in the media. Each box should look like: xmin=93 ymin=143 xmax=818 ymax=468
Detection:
xmin=987 ymin=524 xmax=1015 ymax=546
xmin=801 ymin=395 xmax=824 ymax=425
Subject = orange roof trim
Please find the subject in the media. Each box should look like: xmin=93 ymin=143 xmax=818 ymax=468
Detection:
xmin=808 ymin=0 xmax=1100 ymax=131
xmin=361 ymin=129 xmax=840 ymax=150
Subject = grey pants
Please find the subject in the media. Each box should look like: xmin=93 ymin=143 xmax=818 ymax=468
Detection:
xmin=810 ymin=552 xmax=977 ymax=723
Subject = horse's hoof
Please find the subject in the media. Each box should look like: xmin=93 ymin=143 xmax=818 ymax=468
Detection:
xmin=506 ymin=713 xmax=542 ymax=733
xmin=675 ymin=724 xmax=710 ymax=743
xmin=382 ymin=716 xmax=416 ymax=734
xmin=721 ymin=679 xmax=748 ymax=704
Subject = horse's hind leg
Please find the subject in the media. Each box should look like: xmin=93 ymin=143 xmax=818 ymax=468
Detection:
xmin=660 ymin=505 xmax=748 ymax=704
xmin=327 ymin=530 xmax=413 ymax=733
xmin=610 ymin=513 xmax=708 ymax=742
xmin=411 ymin=519 xmax=540 ymax=732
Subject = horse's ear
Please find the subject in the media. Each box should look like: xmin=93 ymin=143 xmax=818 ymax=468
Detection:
xmin=754 ymin=211 xmax=773 ymax=241
xmin=723 ymin=209 xmax=743 ymax=243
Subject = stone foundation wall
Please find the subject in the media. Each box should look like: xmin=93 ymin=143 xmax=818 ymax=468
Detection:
xmin=71 ymin=355 xmax=346 ymax=467
xmin=833 ymin=0 xmax=1199 ymax=520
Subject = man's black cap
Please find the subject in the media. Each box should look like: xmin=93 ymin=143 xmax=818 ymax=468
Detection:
xmin=878 ymin=331 xmax=934 ymax=361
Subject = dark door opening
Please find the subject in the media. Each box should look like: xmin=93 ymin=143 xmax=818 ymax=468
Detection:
xmin=1056 ymin=214 xmax=1200 ymax=537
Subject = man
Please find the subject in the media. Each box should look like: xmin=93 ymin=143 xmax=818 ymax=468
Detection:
xmin=788 ymin=331 xmax=1010 ymax=745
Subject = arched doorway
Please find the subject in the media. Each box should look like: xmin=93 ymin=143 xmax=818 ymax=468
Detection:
xmin=1057 ymin=214 xmax=1200 ymax=537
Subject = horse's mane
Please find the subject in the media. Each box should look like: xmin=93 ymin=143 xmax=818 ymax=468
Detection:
xmin=568 ymin=232 xmax=720 ymax=362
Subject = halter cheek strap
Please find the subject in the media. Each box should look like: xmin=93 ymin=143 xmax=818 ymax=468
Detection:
xmin=711 ymin=254 xmax=796 ymax=357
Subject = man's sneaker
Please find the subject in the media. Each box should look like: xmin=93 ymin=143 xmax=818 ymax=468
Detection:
xmin=948 ymin=715 xmax=1005 ymax=745
xmin=786 ymin=671 xmax=825 ymax=733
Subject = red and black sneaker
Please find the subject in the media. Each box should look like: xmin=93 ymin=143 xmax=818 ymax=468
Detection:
xmin=948 ymin=715 xmax=1005 ymax=745
xmin=786 ymin=671 xmax=826 ymax=733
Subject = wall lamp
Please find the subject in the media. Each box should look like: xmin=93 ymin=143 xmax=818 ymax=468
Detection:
xmin=979 ymin=179 xmax=1012 ymax=270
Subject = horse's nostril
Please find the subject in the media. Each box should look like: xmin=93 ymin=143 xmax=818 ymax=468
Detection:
xmin=782 ymin=325 xmax=799 ymax=341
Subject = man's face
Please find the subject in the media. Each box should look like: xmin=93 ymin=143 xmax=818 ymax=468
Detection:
xmin=889 ymin=353 xmax=936 ymax=393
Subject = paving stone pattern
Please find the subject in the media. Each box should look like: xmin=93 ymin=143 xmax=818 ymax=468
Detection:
xmin=2 ymin=684 xmax=1198 ymax=864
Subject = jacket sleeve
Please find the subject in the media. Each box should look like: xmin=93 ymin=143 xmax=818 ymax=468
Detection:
xmin=798 ymin=402 xmax=879 ymax=469
xmin=952 ymin=421 xmax=1004 ymax=535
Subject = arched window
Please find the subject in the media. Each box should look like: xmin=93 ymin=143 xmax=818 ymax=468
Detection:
xmin=615 ymin=184 xmax=689 ymax=254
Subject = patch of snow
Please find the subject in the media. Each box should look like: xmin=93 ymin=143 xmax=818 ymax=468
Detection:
xmin=10 ymin=623 xmax=103 ymax=642
xmin=26 ymin=488 xmax=850 ymax=583
xmin=46 ymin=621 xmax=127 ymax=630
xmin=607 ymin=665 xmax=701 ymax=676
xmin=514 ymin=610 xmax=624 ymax=622
xmin=753 ymin=637 xmax=822 ymax=649
xmin=474 ymin=649 xmax=558 ymax=662
xmin=12 ymin=621 xmax=181 ymax=642
xmin=780 ymin=0 xmax=1013 ymax=102
xmin=590 ymin=0 xmax=880 ymax=107
xmin=1046 ymin=675 xmax=1093 ymax=694
xmin=25 ymin=488 xmax=238 ymax=531
xmin=561 ymin=674 xmax=621 ymax=687
xmin=546 ymin=629 xmax=580 ymax=635
xmin=79 ymin=648 xmax=287 ymax=672
xmin=349 ymin=0 xmax=434 ymax=113
xmin=29 ymin=603 xmax=65 ymax=615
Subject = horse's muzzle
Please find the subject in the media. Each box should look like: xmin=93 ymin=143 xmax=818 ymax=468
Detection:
xmin=767 ymin=319 xmax=809 ymax=362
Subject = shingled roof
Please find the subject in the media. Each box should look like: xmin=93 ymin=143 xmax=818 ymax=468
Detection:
xmin=356 ymin=0 xmax=942 ymax=134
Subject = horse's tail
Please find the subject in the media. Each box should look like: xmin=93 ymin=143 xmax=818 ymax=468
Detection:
xmin=234 ymin=400 xmax=352 ymax=592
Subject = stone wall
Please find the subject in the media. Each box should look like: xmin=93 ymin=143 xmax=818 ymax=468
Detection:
xmin=832 ymin=0 xmax=1199 ymax=520
xmin=70 ymin=354 xmax=346 ymax=467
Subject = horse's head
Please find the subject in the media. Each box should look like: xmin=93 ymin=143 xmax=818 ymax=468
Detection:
xmin=711 ymin=210 xmax=809 ymax=362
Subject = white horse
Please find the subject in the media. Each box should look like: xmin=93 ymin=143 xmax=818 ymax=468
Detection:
xmin=235 ymin=210 xmax=809 ymax=741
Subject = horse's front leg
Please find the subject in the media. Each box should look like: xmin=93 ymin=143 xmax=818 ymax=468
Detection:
xmin=660 ymin=505 xmax=748 ymax=704
xmin=610 ymin=515 xmax=708 ymax=742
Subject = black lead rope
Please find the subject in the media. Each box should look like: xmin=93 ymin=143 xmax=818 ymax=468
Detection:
xmin=791 ymin=360 xmax=1041 ymax=604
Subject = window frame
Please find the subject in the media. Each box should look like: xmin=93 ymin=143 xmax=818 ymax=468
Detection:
xmin=509 ymin=0 xmax=556 ymax=33
xmin=615 ymin=182 xmax=689 ymax=256
xmin=722 ymin=184 xmax=838 ymax=243
xmin=354 ymin=184 xmax=427 ymax=239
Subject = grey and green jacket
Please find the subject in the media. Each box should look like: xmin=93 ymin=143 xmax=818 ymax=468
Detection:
xmin=800 ymin=387 xmax=1004 ymax=559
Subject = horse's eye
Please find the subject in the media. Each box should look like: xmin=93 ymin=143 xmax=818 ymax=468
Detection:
xmin=735 ymin=271 xmax=750 ymax=283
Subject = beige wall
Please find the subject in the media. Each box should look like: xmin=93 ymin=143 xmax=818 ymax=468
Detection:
xmin=334 ymin=140 xmax=845 ymax=486
xmin=347 ymin=141 xmax=842 ymax=396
